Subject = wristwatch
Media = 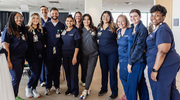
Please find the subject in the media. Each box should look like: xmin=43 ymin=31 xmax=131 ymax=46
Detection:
xmin=152 ymin=68 xmax=158 ymax=72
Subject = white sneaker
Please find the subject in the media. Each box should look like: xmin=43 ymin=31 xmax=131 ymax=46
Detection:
xmin=25 ymin=86 xmax=33 ymax=98
xmin=45 ymin=89 xmax=50 ymax=95
xmin=80 ymin=90 xmax=88 ymax=100
xmin=56 ymin=88 xmax=61 ymax=94
xmin=32 ymin=89 xmax=40 ymax=98
xmin=40 ymin=82 xmax=46 ymax=87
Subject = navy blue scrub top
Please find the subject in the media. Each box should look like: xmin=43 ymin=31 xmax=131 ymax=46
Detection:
xmin=43 ymin=20 xmax=65 ymax=47
xmin=1 ymin=27 xmax=27 ymax=58
xmin=61 ymin=27 xmax=80 ymax=57
xmin=26 ymin=28 xmax=44 ymax=60
xmin=146 ymin=23 xmax=180 ymax=67
xmin=41 ymin=17 xmax=51 ymax=26
xmin=117 ymin=28 xmax=133 ymax=62
xmin=98 ymin=27 xmax=118 ymax=54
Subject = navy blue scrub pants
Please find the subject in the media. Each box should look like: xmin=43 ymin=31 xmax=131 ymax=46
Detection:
xmin=99 ymin=51 xmax=118 ymax=96
xmin=63 ymin=55 xmax=79 ymax=95
xmin=10 ymin=58 xmax=25 ymax=97
xmin=148 ymin=62 xmax=180 ymax=100
xmin=39 ymin=61 xmax=46 ymax=84
xmin=121 ymin=62 xmax=149 ymax=100
xmin=27 ymin=57 xmax=42 ymax=89
xmin=45 ymin=46 xmax=61 ymax=89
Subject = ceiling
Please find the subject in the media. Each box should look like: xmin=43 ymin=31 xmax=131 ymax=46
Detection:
xmin=0 ymin=0 xmax=154 ymax=12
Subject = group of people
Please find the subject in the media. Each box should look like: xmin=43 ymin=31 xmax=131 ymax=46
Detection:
xmin=1 ymin=4 xmax=180 ymax=100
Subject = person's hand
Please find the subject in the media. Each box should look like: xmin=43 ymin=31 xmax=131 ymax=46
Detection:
xmin=127 ymin=64 xmax=132 ymax=73
xmin=151 ymin=72 xmax=158 ymax=81
xmin=72 ymin=57 xmax=77 ymax=65
xmin=8 ymin=61 xmax=13 ymax=70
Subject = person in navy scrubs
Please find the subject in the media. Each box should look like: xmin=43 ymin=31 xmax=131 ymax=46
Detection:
xmin=97 ymin=11 xmax=118 ymax=99
xmin=1 ymin=12 xmax=27 ymax=100
xmin=61 ymin=15 xmax=80 ymax=97
xmin=116 ymin=14 xmax=132 ymax=100
xmin=25 ymin=13 xmax=44 ymax=98
xmin=146 ymin=5 xmax=180 ymax=100
xmin=127 ymin=9 xmax=149 ymax=100
xmin=43 ymin=7 xmax=65 ymax=95
xmin=79 ymin=14 xmax=98 ymax=100
xmin=40 ymin=6 xmax=51 ymax=25
xmin=39 ymin=5 xmax=51 ymax=87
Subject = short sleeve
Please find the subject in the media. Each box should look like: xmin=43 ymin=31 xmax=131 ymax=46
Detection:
xmin=74 ymin=29 xmax=81 ymax=40
xmin=156 ymin=29 xmax=172 ymax=46
xmin=1 ymin=28 xmax=10 ymax=43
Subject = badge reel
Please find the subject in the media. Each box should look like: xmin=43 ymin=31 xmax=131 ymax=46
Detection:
xmin=56 ymin=30 xmax=60 ymax=38
xmin=33 ymin=31 xmax=38 ymax=42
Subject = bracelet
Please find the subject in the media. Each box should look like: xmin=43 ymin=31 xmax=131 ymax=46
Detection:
xmin=152 ymin=69 xmax=158 ymax=72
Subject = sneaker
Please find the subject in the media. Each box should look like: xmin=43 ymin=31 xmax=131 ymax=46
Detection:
xmin=16 ymin=96 xmax=25 ymax=100
xmin=109 ymin=94 xmax=118 ymax=99
xmin=80 ymin=90 xmax=88 ymax=100
xmin=25 ymin=86 xmax=33 ymax=98
xmin=32 ymin=89 xmax=40 ymax=98
xmin=98 ymin=90 xmax=107 ymax=96
xmin=45 ymin=89 xmax=50 ymax=95
xmin=56 ymin=88 xmax=61 ymax=94
xmin=40 ymin=82 xmax=46 ymax=87
xmin=65 ymin=90 xmax=71 ymax=95
xmin=82 ymin=83 xmax=85 ymax=87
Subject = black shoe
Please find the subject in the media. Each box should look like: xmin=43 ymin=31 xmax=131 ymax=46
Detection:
xmin=109 ymin=94 xmax=118 ymax=99
xmin=73 ymin=94 xmax=78 ymax=97
xmin=65 ymin=90 xmax=71 ymax=95
xmin=98 ymin=90 xmax=107 ymax=96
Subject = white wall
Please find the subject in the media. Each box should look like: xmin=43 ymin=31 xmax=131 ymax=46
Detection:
xmin=85 ymin=0 xmax=102 ymax=26
xmin=172 ymin=0 xmax=180 ymax=54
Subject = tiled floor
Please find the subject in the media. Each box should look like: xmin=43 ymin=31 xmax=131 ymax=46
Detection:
xmin=18 ymin=58 xmax=180 ymax=100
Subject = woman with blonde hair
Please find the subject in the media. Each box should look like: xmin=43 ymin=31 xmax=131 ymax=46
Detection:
xmin=25 ymin=13 xmax=44 ymax=98
xmin=116 ymin=14 xmax=132 ymax=100
xmin=97 ymin=11 xmax=118 ymax=99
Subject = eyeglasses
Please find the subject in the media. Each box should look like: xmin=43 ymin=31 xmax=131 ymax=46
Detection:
xmin=15 ymin=17 xmax=24 ymax=20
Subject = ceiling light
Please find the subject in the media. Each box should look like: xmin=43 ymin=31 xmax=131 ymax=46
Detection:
xmin=48 ymin=0 xmax=59 ymax=3
xmin=123 ymin=2 xmax=132 ymax=5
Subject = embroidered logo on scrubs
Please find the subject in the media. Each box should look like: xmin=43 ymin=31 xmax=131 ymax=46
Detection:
xmin=56 ymin=30 xmax=60 ymax=38
xmin=124 ymin=35 xmax=128 ymax=37
xmin=68 ymin=33 xmax=74 ymax=36
xmin=33 ymin=31 xmax=38 ymax=42
xmin=61 ymin=30 xmax=66 ymax=35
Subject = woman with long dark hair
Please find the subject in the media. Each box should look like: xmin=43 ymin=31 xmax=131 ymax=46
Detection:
xmin=97 ymin=11 xmax=118 ymax=99
xmin=25 ymin=13 xmax=44 ymax=98
xmin=1 ymin=12 xmax=27 ymax=100
xmin=79 ymin=14 xmax=98 ymax=100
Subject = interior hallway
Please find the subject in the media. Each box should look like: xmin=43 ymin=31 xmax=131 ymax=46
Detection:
xmin=18 ymin=58 xmax=180 ymax=100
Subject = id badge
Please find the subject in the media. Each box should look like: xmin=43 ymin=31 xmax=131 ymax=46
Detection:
xmin=21 ymin=34 xmax=26 ymax=41
xmin=56 ymin=33 xmax=60 ymax=38
xmin=98 ymin=32 xmax=102 ymax=36
xmin=91 ymin=31 xmax=96 ymax=36
xmin=33 ymin=35 xmax=38 ymax=42
xmin=61 ymin=30 xmax=66 ymax=35
xmin=53 ymin=47 xmax=56 ymax=54
xmin=117 ymin=32 xmax=121 ymax=39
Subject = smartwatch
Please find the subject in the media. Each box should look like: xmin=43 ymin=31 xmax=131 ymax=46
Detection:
xmin=152 ymin=69 xmax=158 ymax=72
